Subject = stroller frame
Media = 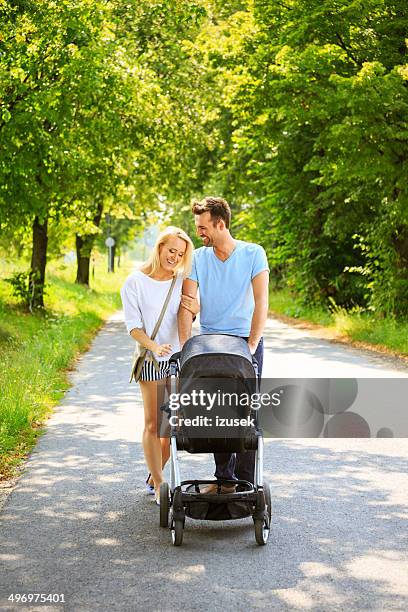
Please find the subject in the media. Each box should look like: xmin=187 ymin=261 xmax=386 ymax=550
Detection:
xmin=159 ymin=336 xmax=272 ymax=546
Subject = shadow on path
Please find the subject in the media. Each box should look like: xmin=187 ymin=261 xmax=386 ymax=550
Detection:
xmin=1 ymin=317 xmax=407 ymax=610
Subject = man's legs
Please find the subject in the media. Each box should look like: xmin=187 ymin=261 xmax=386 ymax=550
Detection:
xmin=213 ymin=337 xmax=264 ymax=484
xmin=214 ymin=453 xmax=236 ymax=480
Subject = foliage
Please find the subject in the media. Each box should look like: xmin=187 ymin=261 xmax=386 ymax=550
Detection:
xmin=5 ymin=270 xmax=47 ymax=312
xmin=1 ymin=0 xmax=407 ymax=318
xmin=0 ymin=0 xmax=211 ymax=301
xmin=183 ymin=0 xmax=408 ymax=317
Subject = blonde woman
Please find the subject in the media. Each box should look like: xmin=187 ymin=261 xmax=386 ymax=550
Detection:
xmin=120 ymin=227 xmax=198 ymax=504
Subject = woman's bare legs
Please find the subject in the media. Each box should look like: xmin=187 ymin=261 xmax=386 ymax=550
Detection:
xmin=146 ymin=438 xmax=170 ymax=487
xmin=139 ymin=379 xmax=170 ymax=495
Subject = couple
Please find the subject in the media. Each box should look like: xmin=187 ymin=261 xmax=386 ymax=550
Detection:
xmin=121 ymin=197 xmax=269 ymax=503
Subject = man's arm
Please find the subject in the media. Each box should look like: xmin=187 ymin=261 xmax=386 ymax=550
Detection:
xmin=248 ymin=270 xmax=269 ymax=354
xmin=178 ymin=278 xmax=198 ymax=347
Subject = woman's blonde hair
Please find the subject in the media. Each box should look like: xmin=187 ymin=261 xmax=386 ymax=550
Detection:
xmin=140 ymin=226 xmax=194 ymax=278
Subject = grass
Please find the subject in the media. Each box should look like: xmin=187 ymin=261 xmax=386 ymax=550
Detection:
xmin=269 ymin=287 xmax=408 ymax=356
xmin=0 ymin=256 xmax=132 ymax=479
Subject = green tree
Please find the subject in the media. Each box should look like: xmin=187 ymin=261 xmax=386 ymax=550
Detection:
xmin=188 ymin=0 xmax=408 ymax=314
xmin=0 ymin=0 xmax=215 ymax=298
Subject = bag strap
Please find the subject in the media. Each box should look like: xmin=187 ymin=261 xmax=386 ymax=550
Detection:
xmin=150 ymin=274 xmax=177 ymax=341
xmin=130 ymin=275 xmax=178 ymax=382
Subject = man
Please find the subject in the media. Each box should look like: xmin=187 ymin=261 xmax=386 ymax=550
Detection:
xmin=178 ymin=196 xmax=269 ymax=492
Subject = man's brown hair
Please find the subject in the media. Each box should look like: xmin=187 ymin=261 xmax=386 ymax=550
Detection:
xmin=191 ymin=196 xmax=231 ymax=229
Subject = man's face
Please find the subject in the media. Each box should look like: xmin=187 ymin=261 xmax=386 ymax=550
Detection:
xmin=195 ymin=211 xmax=220 ymax=247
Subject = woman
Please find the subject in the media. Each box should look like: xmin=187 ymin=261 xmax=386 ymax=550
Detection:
xmin=120 ymin=226 xmax=198 ymax=504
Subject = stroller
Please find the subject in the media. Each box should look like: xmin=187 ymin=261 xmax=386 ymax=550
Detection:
xmin=159 ymin=334 xmax=271 ymax=546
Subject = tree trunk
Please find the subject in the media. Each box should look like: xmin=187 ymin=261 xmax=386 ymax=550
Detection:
xmin=394 ymin=225 xmax=408 ymax=270
xmin=29 ymin=215 xmax=48 ymax=310
xmin=75 ymin=202 xmax=103 ymax=285
xmin=75 ymin=234 xmax=91 ymax=285
xmin=111 ymin=244 xmax=116 ymax=273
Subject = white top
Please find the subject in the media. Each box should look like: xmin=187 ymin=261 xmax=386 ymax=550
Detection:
xmin=120 ymin=270 xmax=183 ymax=361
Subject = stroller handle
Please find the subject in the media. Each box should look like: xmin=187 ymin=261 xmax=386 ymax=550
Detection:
xmin=169 ymin=351 xmax=181 ymax=364
xmin=170 ymin=351 xmax=258 ymax=373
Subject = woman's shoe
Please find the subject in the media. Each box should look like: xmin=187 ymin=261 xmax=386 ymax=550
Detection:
xmin=145 ymin=473 xmax=155 ymax=495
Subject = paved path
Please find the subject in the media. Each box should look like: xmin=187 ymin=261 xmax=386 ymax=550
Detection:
xmin=1 ymin=315 xmax=408 ymax=611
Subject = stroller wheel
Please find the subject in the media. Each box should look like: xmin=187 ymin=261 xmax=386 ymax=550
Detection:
xmin=171 ymin=519 xmax=184 ymax=546
xmin=264 ymin=481 xmax=272 ymax=525
xmin=254 ymin=485 xmax=271 ymax=545
xmin=254 ymin=518 xmax=269 ymax=545
xmin=159 ymin=482 xmax=170 ymax=528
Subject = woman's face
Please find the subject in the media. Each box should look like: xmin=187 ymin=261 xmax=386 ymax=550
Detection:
xmin=159 ymin=236 xmax=187 ymax=273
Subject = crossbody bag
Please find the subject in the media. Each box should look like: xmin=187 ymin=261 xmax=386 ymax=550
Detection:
xmin=129 ymin=274 xmax=177 ymax=383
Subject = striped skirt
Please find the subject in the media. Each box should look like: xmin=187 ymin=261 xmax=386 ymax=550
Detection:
xmin=139 ymin=359 xmax=171 ymax=382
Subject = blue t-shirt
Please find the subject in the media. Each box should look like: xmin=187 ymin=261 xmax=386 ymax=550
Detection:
xmin=189 ymin=240 xmax=269 ymax=336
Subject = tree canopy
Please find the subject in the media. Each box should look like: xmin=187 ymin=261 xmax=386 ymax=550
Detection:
xmin=1 ymin=0 xmax=407 ymax=316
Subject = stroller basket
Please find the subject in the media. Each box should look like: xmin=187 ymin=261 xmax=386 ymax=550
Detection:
xmin=185 ymin=500 xmax=253 ymax=520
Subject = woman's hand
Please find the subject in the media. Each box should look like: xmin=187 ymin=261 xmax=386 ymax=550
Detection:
xmin=181 ymin=293 xmax=200 ymax=315
xmin=153 ymin=343 xmax=172 ymax=357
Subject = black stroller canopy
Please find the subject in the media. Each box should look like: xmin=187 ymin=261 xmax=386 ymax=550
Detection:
xmin=181 ymin=334 xmax=252 ymax=365
xmin=180 ymin=334 xmax=256 ymax=380
xmin=176 ymin=334 xmax=259 ymax=454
